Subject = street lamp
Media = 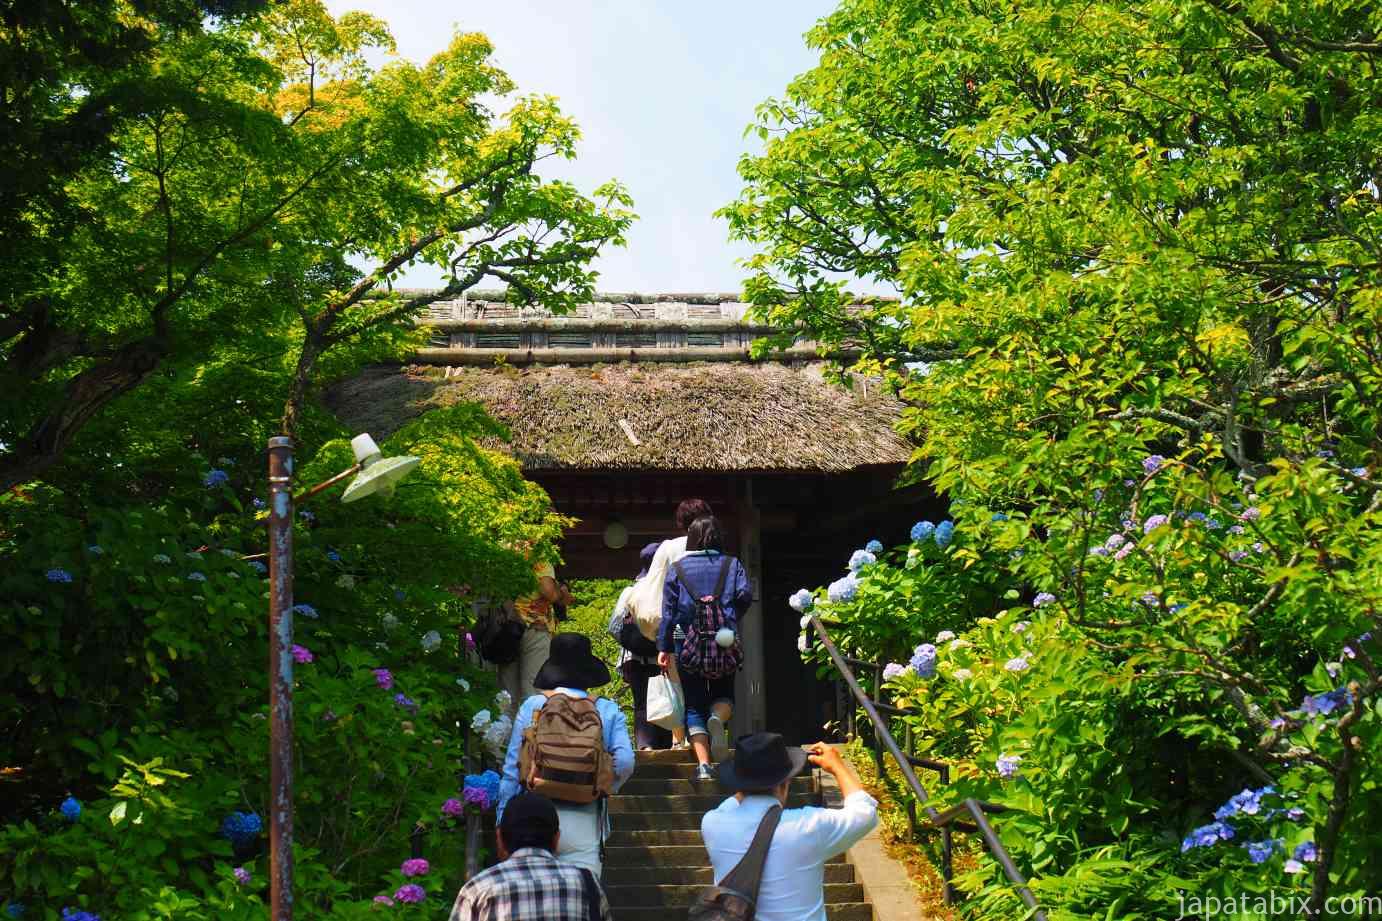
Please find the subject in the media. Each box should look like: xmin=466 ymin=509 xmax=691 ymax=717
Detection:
xmin=265 ymin=433 xmax=419 ymax=920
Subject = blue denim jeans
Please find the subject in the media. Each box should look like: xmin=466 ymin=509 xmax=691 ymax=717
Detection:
xmin=681 ymin=669 xmax=735 ymax=738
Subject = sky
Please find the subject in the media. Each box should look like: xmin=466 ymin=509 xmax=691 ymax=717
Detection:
xmin=323 ymin=0 xmax=841 ymax=294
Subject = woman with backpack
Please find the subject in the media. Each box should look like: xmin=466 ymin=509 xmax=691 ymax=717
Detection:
xmin=607 ymin=542 xmax=673 ymax=750
xmin=657 ymin=515 xmax=753 ymax=781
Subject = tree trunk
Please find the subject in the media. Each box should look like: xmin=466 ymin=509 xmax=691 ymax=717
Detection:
xmin=280 ymin=336 xmax=323 ymax=439
xmin=0 ymin=336 xmax=166 ymax=491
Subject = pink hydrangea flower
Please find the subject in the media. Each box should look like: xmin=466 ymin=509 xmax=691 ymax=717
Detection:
xmin=394 ymin=884 xmax=425 ymax=903
xmin=291 ymin=644 xmax=313 ymax=664
xmin=372 ymin=895 xmax=394 ymax=907
xmin=442 ymin=798 xmax=465 ymax=817
xmin=400 ymin=858 xmax=429 ymax=877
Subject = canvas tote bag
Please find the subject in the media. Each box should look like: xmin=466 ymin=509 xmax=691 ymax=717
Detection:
xmin=628 ymin=536 xmax=687 ymax=642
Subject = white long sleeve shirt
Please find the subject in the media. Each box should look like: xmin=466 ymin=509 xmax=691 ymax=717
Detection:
xmin=701 ymin=790 xmax=879 ymax=921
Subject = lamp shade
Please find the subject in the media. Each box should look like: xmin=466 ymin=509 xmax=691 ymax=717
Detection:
xmin=341 ymin=433 xmax=420 ymax=503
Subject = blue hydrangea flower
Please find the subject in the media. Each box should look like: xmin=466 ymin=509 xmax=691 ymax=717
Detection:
xmin=933 ymin=520 xmax=955 ymax=548
xmin=1142 ymin=455 xmax=1165 ymax=474
xmin=1350 ymin=467 xmax=1368 ymax=478
xmin=203 ymin=469 xmax=229 ymax=488
xmin=847 ymin=549 xmax=876 ymax=572
xmin=252 ymin=497 xmax=266 ymax=510
xmin=827 ymin=574 xmax=859 ymax=604
xmin=87 ymin=545 xmax=103 ymax=555
xmin=1187 ymin=512 xmax=1207 ymax=523
xmin=59 ymin=796 xmax=81 ymax=821
xmin=788 ymin=589 xmax=814 ymax=613
xmin=248 ymin=560 xmax=267 ymax=574
xmin=60 ymin=910 xmax=100 ymax=921
xmin=1243 ymin=839 xmax=1281 ymax=864
xmin=187 ymin=572 xmax=207 ymax=582
xmin=1088 ymin=546 xmax=1109 ymax=557
xmin=1180 ymin=821 xmax=1235 ymax=852
xmin=1032 ymin=592 xmax=1056 ymax=608
xmin=220 ymin=811 xmax=263 ymax=845
xmin=292 ymin=603 xmax=318 ymax=619
xmin=1293 ymin=841 xmax=1317 ymax=863
xmin=991 ymin=512 xmax=1009 ymax=522
xmin=910 ymin=520 xmax=936 ymax=542
xmin=995 ymin=754 xmax=1022 ymax=779
xmin=299 ymin=510 xmax=315 ymax=523
xmin=864 ymin=539 xmax=884 ymax=554
xmin=1300 ymin=687 xmax=1352 ymax=716
xmin=46 ymin=568 xmax=73 ymax=583
xmin=4 ymin=902 xmax=24 ymax=918
xmin=909 ymin=644 xmax=938 ymax=678
xmin=326 ymin=550 xmax=341 ymax=562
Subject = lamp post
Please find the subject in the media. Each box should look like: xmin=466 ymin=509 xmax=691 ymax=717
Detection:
xmin=264 ymin=433 xmax=419 ymax=920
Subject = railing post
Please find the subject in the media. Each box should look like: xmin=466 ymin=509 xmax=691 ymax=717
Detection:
xmin=939 ymin=765 xmax=954 ymax=904
xmin=266 ymin=436 xmax=295 ymax=921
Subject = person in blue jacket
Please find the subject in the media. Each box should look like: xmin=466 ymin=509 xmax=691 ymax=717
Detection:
xmin=657 ymin=515 xmax=753 ymax=780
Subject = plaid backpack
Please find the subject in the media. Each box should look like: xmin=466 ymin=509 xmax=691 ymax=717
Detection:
xmin=673 ymin=557 xmax=743 ymax=680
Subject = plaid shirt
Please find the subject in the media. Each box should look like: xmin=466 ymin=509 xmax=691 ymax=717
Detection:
xmin=448 ymin=848 xmax=611 ymax=921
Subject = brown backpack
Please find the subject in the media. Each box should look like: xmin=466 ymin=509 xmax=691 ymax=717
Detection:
xmin=518 ymin=692 xmax=615 ymax=804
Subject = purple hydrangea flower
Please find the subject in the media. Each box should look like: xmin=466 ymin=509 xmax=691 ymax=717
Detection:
xmin=1293 ymin=841 xmax=1317 ymax=862
xmin=1004 ymin=656 xmax=1030 ymax=673
xmin=1104 ymin=534 xmax=1126 ymax=550
xmin=1088 ymin=546 xmax=1109 ymax=557
xmin=1143 ymin=515 xmax=1169 ymax=534
xmin=1011 ymin=621 xmax=1029 ymax=634
xmin=909 ymin=644 xmax=938 ymax=678
xmin=394 ymin=693 xmax=417 ymax=710
xmin=1286 ymin=807 xmax=1305 ymax=821
xmin=1033 ymin=592 xmax=1056 ymax=608
xmin=1142 ymin=455 xmax=1165 ymax=474
xmin=1300 ymin=687 xmax=1352 ymax=716
xmin=995 ymin=754 xmax=1022 ymax=779
xmin=1240 ymin=507 xmax=1261 ymax=522
xmin=373 ymin=668 xmax=393 ymax=690
xmin=60 ymin=911 xmax=101 ymax=921
xmin=442 ymin=798 xmax=465 ymax=817
xmin=1229 ymin=550 xmax=1249 ymax=562
xmin=394 ymin=884 xmax=425 ymax=904
xmin=233 ymin=866 xmax=251 ymax=885
xmin=401 ymin=858 xmax=429 ymax=877
xmin=373 ymin=895 xmax=395 ymax=906
xmin=882 ymin=663 xmax=908 ymax=680
xmin=291 ymin=645 xmax=314 ymax=664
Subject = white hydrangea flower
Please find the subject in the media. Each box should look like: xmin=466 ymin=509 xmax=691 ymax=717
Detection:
xmin=493 ymin=689 xmax=512 ymax=712
xmin=936 ymin=630 xmax=956 ymax=643
xmin=799 ymin=614 xmax=811 ymax=629
xmin=380 ymin=613 xmax=399 ymax=631
xmin=470 ymin=709 xmax=492 ymax=731
xmin=456 ymin=678 xmax=471 ymax=692
xmin=335 ymin=574 xmax=355 ymax=590
xmin=953 ymin=668 xmax=973 ymax=681
xmin=797 ymin=633 xmax=808 ymax=654
xmin=420 ymin=630 xmax=442 ymax=653
xmin=949 ymin=638 xmax=971 ymax=651
xmin=483 ymin=716 xmax=512 ymax=761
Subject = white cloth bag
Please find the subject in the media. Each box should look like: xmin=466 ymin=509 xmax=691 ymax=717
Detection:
xmin=628 ymin=536 xmax=687 ymax=642
xmin=646 ymin=672 xmax=685 ymax=731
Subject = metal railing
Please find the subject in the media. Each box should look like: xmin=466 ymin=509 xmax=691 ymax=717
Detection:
xmin=809 ymin=616 xmax=1047 ymax=921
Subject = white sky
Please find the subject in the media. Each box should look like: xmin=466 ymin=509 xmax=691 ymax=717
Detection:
xmin=324 ymin=0 xmax=842 ymax=294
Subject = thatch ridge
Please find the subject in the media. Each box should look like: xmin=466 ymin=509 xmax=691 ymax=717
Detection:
xmin=325 ymin=362 xmax=912 ymax=474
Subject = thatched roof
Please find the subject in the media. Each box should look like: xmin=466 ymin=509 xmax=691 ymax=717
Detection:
xmin=326 ymin=363 xmax=912 ymax=474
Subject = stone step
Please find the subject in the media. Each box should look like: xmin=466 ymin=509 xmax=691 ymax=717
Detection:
xmin=607 ymin=829 xmax=704 ymax=847
xmin=600 ymin=864 xmax=856 ymax=885
xmin=613 ymin=904 xmax=871 ymax=921
xmin=604 ymin=845 xmax=848 ymax=869
xmin=609 ymin=794 xmax=816 ymax=813
xmin=619 ymin=776 xmax=814 ymax=796
xmin=611 ymin=811 xmax=706 ymax=830
xmin=606 ymin=882 xmax=866 ymax=908
xmin=634 ymin=748 xmax=702 ymax=765
xmin=634 ymin=762 xmax=818 ymax=779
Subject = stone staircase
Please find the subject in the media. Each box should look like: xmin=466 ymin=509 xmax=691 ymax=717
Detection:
xmin=604 ymin=748 xmax=873 ymax=921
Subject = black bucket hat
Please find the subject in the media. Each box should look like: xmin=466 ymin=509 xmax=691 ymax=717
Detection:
xmin=532 ymin=633 xmax=611 ymax=691
xmin=716 ymin=732 xmax=810 ymax=792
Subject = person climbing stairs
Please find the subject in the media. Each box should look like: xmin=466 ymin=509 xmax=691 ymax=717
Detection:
xmin=602 ymin=747 xmax=874 ymax=920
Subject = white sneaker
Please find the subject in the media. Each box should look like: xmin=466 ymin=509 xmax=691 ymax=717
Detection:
xmin=707 ymin=715 xmax=728 ymax=761
xmin=672 ymin=738 xmax=691 ymax=751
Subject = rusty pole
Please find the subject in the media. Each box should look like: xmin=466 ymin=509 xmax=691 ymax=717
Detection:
xmin=267 ymin=436 xmax=295 ymax=920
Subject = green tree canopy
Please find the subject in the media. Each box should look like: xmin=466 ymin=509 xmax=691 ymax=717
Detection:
xmin=1 ymin=0 xmax=633 ymax=489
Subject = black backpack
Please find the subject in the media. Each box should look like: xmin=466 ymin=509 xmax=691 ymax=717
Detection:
xmin=687 ymin=805 xmax=781 ymax=921
xmin=619 ymin=612 xmax=660 ymax=658
xmin=473 ymin=600 xmax=524 ymax=665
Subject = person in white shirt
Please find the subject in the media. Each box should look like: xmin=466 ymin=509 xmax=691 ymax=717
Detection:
xmin=701 ymin=733 xmax=878 ymax=921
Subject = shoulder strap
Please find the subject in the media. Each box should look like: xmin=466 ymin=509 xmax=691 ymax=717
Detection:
xmin=671 ymin=560 xmax=693 ymax=594
xmin=717 ymin=805 xmax=782 ymax=899
xmin=712 ymin=556 xmax=732 ymax=599
xmin=579 ymin=867 xmax=602 ymax=921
